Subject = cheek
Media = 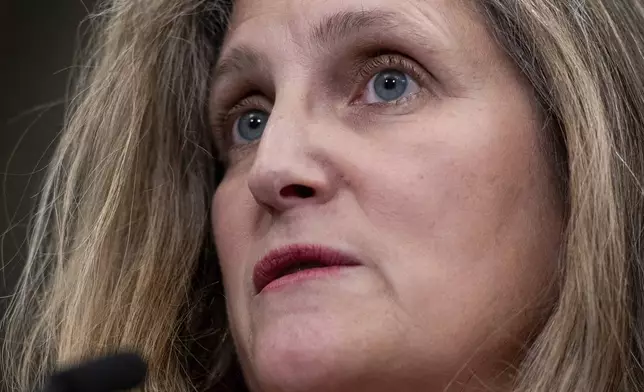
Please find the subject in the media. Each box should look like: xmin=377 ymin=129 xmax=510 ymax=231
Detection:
xmin=360 ymin=105 xmax=547 ymax=246
xmin=356 ymin=92 xmax=562 ymax=350
xmin=211 ymin=179 xmax=254 ymax=296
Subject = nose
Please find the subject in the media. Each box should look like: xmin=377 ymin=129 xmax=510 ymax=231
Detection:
xmin=247 ymin=112 xmax=339 ymax=213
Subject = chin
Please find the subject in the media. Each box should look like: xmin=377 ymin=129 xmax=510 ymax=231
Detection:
xmin=239 ymin=316 xmax=516 ymax=392
xmin=240 ymin=314 xmax=431 ymax=392
xmin=245 ymin=318 xmax=355 ymax=392
xmin=239 ymin=275 xmax=387 ymax=390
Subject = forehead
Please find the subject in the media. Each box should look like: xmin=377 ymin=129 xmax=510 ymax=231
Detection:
xmin=223 ymin=0 xmax=481 ymax=51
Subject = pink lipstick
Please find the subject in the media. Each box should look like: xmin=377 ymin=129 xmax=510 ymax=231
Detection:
xmin=253 ymin=244 xmax=362 ymax=293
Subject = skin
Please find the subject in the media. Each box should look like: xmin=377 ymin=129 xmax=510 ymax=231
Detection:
xmin=210 ymin=0 xmax=564 ymax=391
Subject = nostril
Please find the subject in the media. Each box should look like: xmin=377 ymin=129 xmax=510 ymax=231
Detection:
xmin=280 ymin=184 xmax=315 ymax=198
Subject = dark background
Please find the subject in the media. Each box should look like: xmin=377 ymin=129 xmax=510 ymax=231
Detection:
xmin=1 ymin=1 xmax=97 ymax=313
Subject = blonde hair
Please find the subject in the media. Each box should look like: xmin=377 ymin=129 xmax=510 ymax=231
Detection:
xmin=3 ymin=0 xmax=644 ymax=391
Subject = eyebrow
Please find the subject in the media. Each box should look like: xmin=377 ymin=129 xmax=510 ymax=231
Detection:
xmin=213 ymin=45 xmax=269 ymax=83
xmin=310 ymin=10 xmax=401 ymax=47
xmin=212 ymin=10 xmax=404 ymax=84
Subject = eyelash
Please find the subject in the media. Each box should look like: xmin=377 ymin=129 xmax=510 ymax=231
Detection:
xmin=353 ymin=53 xmax=431 ymax=104
xmin=211 ymin=53 xmax=431 ymax=153
xmin=212 ymin=95 xmax=271 ymax=156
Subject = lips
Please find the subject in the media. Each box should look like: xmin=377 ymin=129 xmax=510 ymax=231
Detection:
xmin=252 ymin=244 xmax=362 ymax=293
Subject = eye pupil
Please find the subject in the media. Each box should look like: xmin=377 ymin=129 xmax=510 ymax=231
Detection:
xmin=248 ymin=116 xmax=263 ymax=129
xmin=383 ymin=77 xmax=398 ymax=90
xmin=237 ymin=110 xmax=268 ymax=142
xmin=374 ymin=69 xmax=408 ymax=101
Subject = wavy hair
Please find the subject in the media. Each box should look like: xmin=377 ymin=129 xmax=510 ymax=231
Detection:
xmin=2 ymin=1 xmax=644 ymax=391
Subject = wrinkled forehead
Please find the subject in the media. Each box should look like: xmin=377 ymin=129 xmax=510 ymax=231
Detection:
xmin=221 ymin=0 xmax=483 ymax=54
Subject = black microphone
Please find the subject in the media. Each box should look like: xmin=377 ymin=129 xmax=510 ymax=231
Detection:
xmin=42 ymin=352 xmax=147 ymax=392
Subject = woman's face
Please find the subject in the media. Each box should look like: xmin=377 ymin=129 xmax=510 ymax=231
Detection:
xmin=210 ymin=0 xmax=563 ymax=391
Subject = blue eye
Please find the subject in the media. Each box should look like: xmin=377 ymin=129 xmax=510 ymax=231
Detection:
xmin=234 ymin=110 xmax=269 ymax=143
xmin=374 ymin=70 xmax=408 ymax=101
xmin=365 ymin=69 xmax=419 ymax=103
